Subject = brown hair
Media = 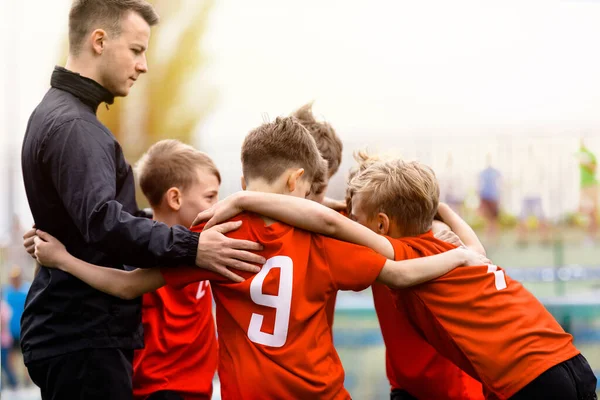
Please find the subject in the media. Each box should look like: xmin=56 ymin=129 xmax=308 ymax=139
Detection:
xmin=135 ymin=139 xmax=220 ymax=207
xmin=69 ymin=0 xmax=159 ymax=56
xmin=241 ymin=116 xmax=327 ymax=189
xmin=347 ymin=155 xmax=440 ymax=236
xmin=292 ymin=103 xmax=343 ymax=177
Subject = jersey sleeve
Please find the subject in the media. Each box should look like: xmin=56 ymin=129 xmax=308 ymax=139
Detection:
xmin=160 ymin=266 xmax=223 ymax=290
xmin=323 ymin=238 xmax=387 ymax=292
xmin=386 ymin=236 xmax=421 ymax=261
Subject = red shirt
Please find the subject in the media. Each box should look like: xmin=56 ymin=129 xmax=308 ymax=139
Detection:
xmin=133 ymin=280 xmax=218 ymax=400
xmin=372 ymin=282 xmax=484 ymax=399
xmin=161 ymin=212 xmax=387 ymax=400
xmin=389 ymin=232 xmax=579 ymax=399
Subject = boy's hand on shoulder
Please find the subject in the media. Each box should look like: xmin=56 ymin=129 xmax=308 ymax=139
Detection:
xmin=33 ymin=230 xmax=70 ymax=269
xmin=434 ymin=229 xmax=464 ymax=248
xmin=192 ymin=192 xmax=245 ymax=229
xmin=458 ymin=247 xmax=491 ymax=267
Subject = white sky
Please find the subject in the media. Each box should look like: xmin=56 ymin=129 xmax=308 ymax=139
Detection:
xmin=2 ymin=0 xmax=600 ymax=233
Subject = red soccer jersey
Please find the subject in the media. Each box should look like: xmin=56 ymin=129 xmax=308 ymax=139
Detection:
xmin=161 ymin=212 xmax=387 ymax=400
xmin=372 ymin=282 xmax=484 ymax=399
xmin=388 ymin=232 xmax=580 ymax=399
xmin=133 ymin=280 xmax=218 ymax=400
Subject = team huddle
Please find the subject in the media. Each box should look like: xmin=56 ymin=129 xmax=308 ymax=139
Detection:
xmin=30 ymin=104 xmax=597 ymax=400
xmin=18 ymin=1 xmax=597 ymax=399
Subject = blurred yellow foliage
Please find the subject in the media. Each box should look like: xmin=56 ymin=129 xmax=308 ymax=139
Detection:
xmin=97 ymin=0 xmax=216 ymax=162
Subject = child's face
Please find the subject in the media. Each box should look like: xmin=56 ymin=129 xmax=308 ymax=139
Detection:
xmin=349 ymin=192 xmax=379 ymax=233
xmin=178 ymin=168 xmax=220 ymax=227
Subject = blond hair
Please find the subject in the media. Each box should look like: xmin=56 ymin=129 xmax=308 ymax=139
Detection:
xmin=69 ymin=0 xmax=159 ymax=56
xmin=135 ymin=139 xmax=220 ymax=207
xmin=347 ymin=156 xmax=440 ymax=236
xmin=241 ymin=116 xmax=327 ymax=189
xmin=292 ymin=103 xmax=343 ymax=177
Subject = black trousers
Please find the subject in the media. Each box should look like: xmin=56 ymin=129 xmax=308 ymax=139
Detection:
xmin=27 ymin=348 xmax=134 ymax=400
xmin=146 ymin=391 xmax=185 ymax=400
xmin=390 ymin=389 xmax=418 ymax=400
xmin=510 ymin=354 xmax=597 ymax=400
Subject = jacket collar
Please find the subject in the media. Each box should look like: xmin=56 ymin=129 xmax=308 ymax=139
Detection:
xmin=50 ymin=66 xmax=114 ymax=113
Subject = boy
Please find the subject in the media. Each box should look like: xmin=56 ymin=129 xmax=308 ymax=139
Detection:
xmin=131 ymin=140 xmax=219 ymax=400
xmin=32 ymin=117 xmax=488 ymax=399
xmin=205 ymin=153 xmax=484 ymax=400
xmin=26 ymin=140 xmax=220 ymax=400
xmin=292 ymin=102 xmax=344 ymax=330
xmin=207 ymin=157 xmax=596 ymax=399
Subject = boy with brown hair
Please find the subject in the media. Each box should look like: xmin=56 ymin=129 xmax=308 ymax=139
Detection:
xmin=31 ymin=117 xmax=487 ymax=400
xmin=292 ymin=102 xmax=345 ymax=330
xmin=292 ymin=102 xmax=343 ymax=203
xmin=132 ymin=140 xmax=220 ymax=400
xmin=208 ymin=156 xmax=595 ymax=399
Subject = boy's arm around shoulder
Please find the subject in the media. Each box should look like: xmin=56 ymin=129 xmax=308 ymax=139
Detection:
xmin=33 ymin=230 xmax=165 ymax=300
xmin=436 ymin=202 xmax=487 ymax=256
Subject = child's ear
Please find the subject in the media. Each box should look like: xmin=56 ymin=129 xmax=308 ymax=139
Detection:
xmin=376 ymin=213 xmax=390 ymax=235
xmin=165 ymin=187 xmax=182 ymax=211
xmin=240 ymin=176 xmax=247 ymax=190
xmin=287 ymin=168 xmax=305 ymax=193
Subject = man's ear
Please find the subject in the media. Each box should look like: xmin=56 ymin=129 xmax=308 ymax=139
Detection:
xmin=240 ymin=176 xmax=247 ymax=190
xmin=90 ymin=29 xmax=107 ymax=55
xmin=165 ymin=187 xmax=182 ymax=211
xmin=286 ymin=168 xmax=305 ymax=193
xmin=376 ymin=213 xmax=390 ymax=235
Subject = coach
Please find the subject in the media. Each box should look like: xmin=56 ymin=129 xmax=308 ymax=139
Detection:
xmin=20 ymin=1 xmax=263 ymax=399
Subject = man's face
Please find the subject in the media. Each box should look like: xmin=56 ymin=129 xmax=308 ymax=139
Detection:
xmin=350 ymin=192 xmax=379 ymax=233
xmin=179 ymin=169 xmax=220 ymax=228
xmin=98 ymin=11 xmax=150 ymax=96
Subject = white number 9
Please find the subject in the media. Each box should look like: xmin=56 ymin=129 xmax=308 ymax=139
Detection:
xmin=248 ymin=256 xmax=294 ymax=347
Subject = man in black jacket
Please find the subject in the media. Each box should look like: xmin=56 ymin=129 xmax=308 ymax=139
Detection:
xmin=20 ymin=1 xmax=264 ymax=399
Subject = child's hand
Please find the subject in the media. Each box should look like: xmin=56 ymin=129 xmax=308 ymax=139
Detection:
xmin=192 ymin=192 xmax=245 ymax=230
xmin=23 ymin=224 xmax=37 ymax=258
xmin=33 ymin=230 xmax=69 ymax=269
xmin=458 ymin=247 xmax=491 ymax=267
xmin=434 ymin=229 xmax=464 ymax=248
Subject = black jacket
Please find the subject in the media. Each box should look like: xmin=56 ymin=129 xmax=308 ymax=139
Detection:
xmin=20 ymin=67 xmax=200 ymax=363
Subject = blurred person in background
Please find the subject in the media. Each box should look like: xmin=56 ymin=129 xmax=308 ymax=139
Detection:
xmin=4 ymin=265 xmax=30 ymax=388
xmin=1 ymin=299 xmax=17 ymax=391
xmin=517 ymin=145 xmax=550 ymax=245
xmin=438 ymin=153 xmax=466 ymax=216
xmin=19 ymin=1 xmax=263 ymax=399
xmin=478 ymin=154 xmax=502 ymax=243
xmin=577 ymin=138 xmax=598 ymax=243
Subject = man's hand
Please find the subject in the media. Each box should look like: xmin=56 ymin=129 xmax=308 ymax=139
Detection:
xmin=33 ymin=230 xmax=70 ymax=268
xmin=23 ymin=224 xmax=37 ymax=258
xmin=192 ymin=192 xmax=245 ymax=230
xmin=196 ymin=221 xmax=265 ymax=283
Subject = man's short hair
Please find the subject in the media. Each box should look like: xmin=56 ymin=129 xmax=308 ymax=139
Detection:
xmin=69 ymin=0 xmax=159 ymax=56
xmin=292 ymin=103 xmax=343 ymax=177
xmin=135 ymin=139 xmax=220 ymax=207
xmin=241 ymin=116 xmax=327 ymax=190
xmin=347 ymin=156 xmax=440 ymax=236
